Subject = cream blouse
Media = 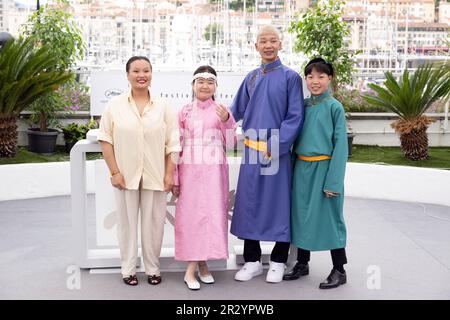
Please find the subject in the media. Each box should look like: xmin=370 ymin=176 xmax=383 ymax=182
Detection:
xmin=98 ymin=90 xmax=181 ymax=190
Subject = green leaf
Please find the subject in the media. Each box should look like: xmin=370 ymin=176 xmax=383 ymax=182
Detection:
xmin=288 ymin=0 xmax=356 ymax=88
xmin=0 ymin=37 xmax=71 ymax=118
xmin=363 ymin=63 xmax=450 ymax=120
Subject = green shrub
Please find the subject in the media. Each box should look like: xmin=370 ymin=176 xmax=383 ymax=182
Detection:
xmin=61 ymin=119 xmax=98 ymax=144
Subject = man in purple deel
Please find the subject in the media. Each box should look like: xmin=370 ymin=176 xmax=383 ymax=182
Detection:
xmin=230 ymin=25 xmax=305 ymax=283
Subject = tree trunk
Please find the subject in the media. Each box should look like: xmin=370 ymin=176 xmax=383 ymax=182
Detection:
xmin=0 ymin=116 xmax=18 ymax=158
xmin=399 ymin=126 xmax=429 ymax=161
xmin=39 ymin=111 xmax=47 ymax=132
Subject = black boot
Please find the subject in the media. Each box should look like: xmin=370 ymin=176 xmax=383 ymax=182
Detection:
xmin=319 ymin=268 xmax=347 ymax=289
xmin=282 ymin=262 xmax=309 ymax=281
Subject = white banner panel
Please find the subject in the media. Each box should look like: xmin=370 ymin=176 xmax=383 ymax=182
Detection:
xmin=90 ymin=70 xmax=129 ymax=116
xmin=90 ymin=71 xmax=246 ymax=116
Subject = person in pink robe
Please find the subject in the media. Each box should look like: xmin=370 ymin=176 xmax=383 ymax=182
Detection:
xmin=172 ymin=65 xmax=237 ymax=290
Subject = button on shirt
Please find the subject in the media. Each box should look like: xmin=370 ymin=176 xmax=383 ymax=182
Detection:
xmin=98 ymin=90 xmax=181 ymax=191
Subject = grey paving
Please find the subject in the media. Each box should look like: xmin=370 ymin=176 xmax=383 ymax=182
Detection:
xmin=0 ymin=196 xmax=449 ymax=300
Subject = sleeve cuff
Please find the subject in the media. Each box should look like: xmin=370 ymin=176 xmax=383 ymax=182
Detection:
xmin=323 ymin=189 xmax=340 ymax=195
xmin=323 ymin=185 xmax=341 ymax=194
xmin=220 ymin=112 xmax=236 ymax=129
xmin=165 ymin=145 xmax=182 ymax=155
xmin=97 ymin=133 xmax=113 ymax=145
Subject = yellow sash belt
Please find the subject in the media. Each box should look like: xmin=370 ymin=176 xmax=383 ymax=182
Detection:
xmin=297 ymin=155 xmax=331 ymax=161
xmin=244 ymin=138 xmax=267 ymax=152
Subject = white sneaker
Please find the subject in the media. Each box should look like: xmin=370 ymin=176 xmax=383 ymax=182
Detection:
xmin=266 ymin=261 xmax=286 ymax=283
xmin=234 ymin=261 xmax=263 ymax=281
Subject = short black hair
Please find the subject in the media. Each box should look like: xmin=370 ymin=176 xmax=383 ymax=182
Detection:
xmin=126 ymin=56 xmax=152 ymax=73
xmin=304 ymin=57 xmax=334 ymax=77
xmin=192 ymin=65 xmax=218 ymax=101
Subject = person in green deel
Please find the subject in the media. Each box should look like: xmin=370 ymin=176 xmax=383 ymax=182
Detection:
xmin=283 ymin=57 xmax=348 ymax=289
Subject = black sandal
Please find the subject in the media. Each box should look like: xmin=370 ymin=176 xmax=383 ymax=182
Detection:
xmin=123 ymin=275 xmax=138 ymax=286
xmin=148 ymin=274 xmax=162 ymax=285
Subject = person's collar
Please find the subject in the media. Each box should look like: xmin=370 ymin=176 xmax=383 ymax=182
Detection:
xmin=127 ymin=88 xmax=152 ymax=104
xmin=194 ymin=97 xmax=214 ymax=109
xmin=260 ymin=57 xmax=282 ymax=73
xmin=309 ymin=90 xmax=331 ymax=105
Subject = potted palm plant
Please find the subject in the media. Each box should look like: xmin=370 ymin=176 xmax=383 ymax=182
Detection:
xmin=0 ymin=37 xmax=71 ymax=158
xmin=0 ymin=38 xmax=70 ymax=157
xmin=363 ymin=63 xmax=450 ymax=161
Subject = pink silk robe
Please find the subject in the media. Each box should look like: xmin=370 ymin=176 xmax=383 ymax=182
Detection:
xmin=174 ymin=98 xmax=237 ymax=261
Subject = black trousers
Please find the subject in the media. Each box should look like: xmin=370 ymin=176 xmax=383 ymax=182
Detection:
xmin=243 ymin=239 xmax=291 ymax=263
xmin=297 ymin=247 xmax=347 ymax=267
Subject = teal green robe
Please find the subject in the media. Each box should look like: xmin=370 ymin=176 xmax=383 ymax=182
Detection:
xmin=291 ymin=91 xmax=348 ymax=251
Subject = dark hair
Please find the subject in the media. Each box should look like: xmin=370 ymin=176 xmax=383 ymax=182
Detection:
xmin=192 ymin=65 xmax=218 ymax=101
xmin=126 ymin=56 xmax=152 ymax=73
xmin=304 ymin=57 xmax=334 ymax=77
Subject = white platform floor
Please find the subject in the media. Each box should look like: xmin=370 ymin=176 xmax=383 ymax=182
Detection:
xmin=0 ymin=195 xmax=449 ymax=300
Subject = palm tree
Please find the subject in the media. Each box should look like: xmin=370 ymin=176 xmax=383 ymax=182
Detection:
xmin=364 ymin=63 xmax=450 ymax=161
xmin=0 ymin=37 xmax=71 ymax=157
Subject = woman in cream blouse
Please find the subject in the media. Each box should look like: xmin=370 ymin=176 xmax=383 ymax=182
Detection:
xmin=98 ymin=56 xmax=181 ymax=286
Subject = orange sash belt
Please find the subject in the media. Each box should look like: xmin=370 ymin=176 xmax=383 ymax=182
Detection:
xmin=297 ymin=155 xmax=331 ymax=161
xmin=244 ymin=138 xmax=267 ymax=152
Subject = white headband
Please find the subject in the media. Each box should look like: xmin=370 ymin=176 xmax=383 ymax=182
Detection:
xmin=193 ymin=72 xmax=217 ymax=83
